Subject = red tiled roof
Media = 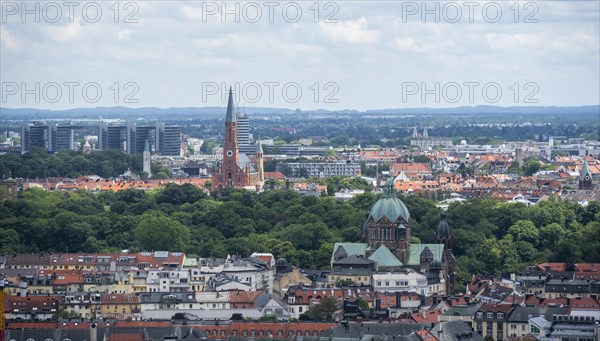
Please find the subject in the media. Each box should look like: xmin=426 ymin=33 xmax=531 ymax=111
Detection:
xmin=569 ymin=297 xmax=600 ymax=310
xmin=109 ymin=333 xmax=144 ymax=341
xmin=264 ymin=172 xmax=285 ymax=180
xmin=410 ymin=309 xmax=442 ymax=324
xmin=100 ymin=293 xmax=140 ymax=304
xmin=478 ymin=303 xmax=514 ymax=313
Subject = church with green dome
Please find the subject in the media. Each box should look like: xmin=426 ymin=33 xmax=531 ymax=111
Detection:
xmin=331 ymin=178 xmax=456 ymax=293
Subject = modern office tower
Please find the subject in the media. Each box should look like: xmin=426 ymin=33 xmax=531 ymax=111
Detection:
xmin=21 ymin=122 xmax=181 ymax=155
xmin=21 ymin=123 xmax=50 ymax=154
xmin=51 ymin=124 xmax=74 ymax=152
xmin=99 ymin=123 xmax=128 ymax=152
xmin=237 ymin=113 xmax=250 ymax=145
xmin=157 ymin=124 xmax=182 ymax=156
xmin=237 ymin=113 xmax=257 ymax=155
xmin=128 ymin=124 xmax=155 ymax=155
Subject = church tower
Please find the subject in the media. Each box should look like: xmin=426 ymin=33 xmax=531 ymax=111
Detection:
xmin=223 ymin=87 xmax=239 ymax=184
xmin=143 ymin=139 xmax=152 ymax=178
xmin=211 ymin=87 xmax=259 ymax=191
xmin=579 ymin=160 xmax=593 ymax=190
xmin=435 ymin=211 xmax=455 ymax=292
xmin=435 ymin=211 xmax=451 ymax=250
xmin=256 ymin=138 xmax=264 ymax=189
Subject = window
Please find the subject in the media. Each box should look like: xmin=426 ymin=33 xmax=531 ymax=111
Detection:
xmin=487 ymin=312 xmax=494 ymax=319
xmin=497 ymin=312 xmax=504 ymax=319
xmin=476 ymin=312 xmax=483 ymax=319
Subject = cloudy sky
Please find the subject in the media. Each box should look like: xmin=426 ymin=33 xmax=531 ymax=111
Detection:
xmin=1 ymin=1 xmax=599 ymax=110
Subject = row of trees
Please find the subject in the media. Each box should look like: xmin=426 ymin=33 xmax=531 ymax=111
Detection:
xmin=1 ymin=184 xmax=598 ymax=289
xmin=0 ymin=148 xmax=170 ymax=179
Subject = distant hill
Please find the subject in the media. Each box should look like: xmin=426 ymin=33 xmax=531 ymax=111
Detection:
xmin=1 ymin=105 xmax=598 ymax=119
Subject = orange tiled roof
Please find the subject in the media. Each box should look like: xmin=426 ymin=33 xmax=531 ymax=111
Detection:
xmin=228 ymin=291 xmax=263 ymax=304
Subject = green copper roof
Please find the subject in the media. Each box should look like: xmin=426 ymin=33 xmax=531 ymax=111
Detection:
xmin=369 ymin=178 xmax=410 ymax=223
xmin=225 ymin=87 xmax=236 ymax=123
xmin=368 ymin=245 xmax=403 ymax=268
xmin=581 ymin=160 xmax=592 ymax=178
xmin=406 ymin=244 xmax=444 ymax=266
xmin=331 ymin=242 xmax=368 ymax=265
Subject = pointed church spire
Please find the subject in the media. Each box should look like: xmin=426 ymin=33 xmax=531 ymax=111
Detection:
xmin=225 ymin=87 xmax=236 ymax=123
xmin=581 ymin=159 xmax=592 ymax=178
xmin=257 ymin=137 xmax=263 ymax=154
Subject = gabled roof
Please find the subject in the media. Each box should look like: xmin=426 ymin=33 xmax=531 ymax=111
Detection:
xmin=368 ymin=245 xmax=402 ymax=268
xmin=333 ymin=255 xmax=375 ymax=266
xmin=331 ymin=243 xmax=368 ymax=264
xmin=407 ymin=244 xmax=444 ymax=266
xmin=444 ymin=303 xmax=483 ymax=317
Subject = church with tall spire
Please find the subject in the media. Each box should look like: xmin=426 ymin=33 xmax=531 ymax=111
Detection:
xmin=211 ymin=88 xmax=264 ymax=191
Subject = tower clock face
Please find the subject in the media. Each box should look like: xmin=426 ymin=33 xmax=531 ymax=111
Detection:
xmin=226 ymin=150 xmax=233 ymax=157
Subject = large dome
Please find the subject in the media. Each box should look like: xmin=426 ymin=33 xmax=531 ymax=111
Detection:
xmin=368 ymin=178 xmax=410 ymax=223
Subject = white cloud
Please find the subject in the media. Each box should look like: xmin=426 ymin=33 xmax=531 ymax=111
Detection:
xmin=0 ymin=26 xmax=21 ymax=50
xmin=318 ymin=17 xmax=380 ymax=45
xmin=45 ymin=20 xmax=82 ymax=43
xmin=117 ymin=29 xmax=134 ymax=41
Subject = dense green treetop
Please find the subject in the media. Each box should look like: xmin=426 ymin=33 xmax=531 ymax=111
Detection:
xmin=0 ymin=148 xmax=170 ymax=179
xmin=1 ymin=184 xmax=598 ymax=289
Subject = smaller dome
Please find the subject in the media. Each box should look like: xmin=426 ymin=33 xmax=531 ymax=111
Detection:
xmin=276 ymin=258 xmax=287 ymax=266
xmin=436 ymin=212 xmax=451 ymax=238
xmin=430 ymin=260 xmax=442 ymax=269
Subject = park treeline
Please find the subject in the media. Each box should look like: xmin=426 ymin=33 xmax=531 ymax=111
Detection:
xmin=1 ymin=184 xmax=598 ymax=289
xmin=0 ymin=148 xmax=170 ymax=179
